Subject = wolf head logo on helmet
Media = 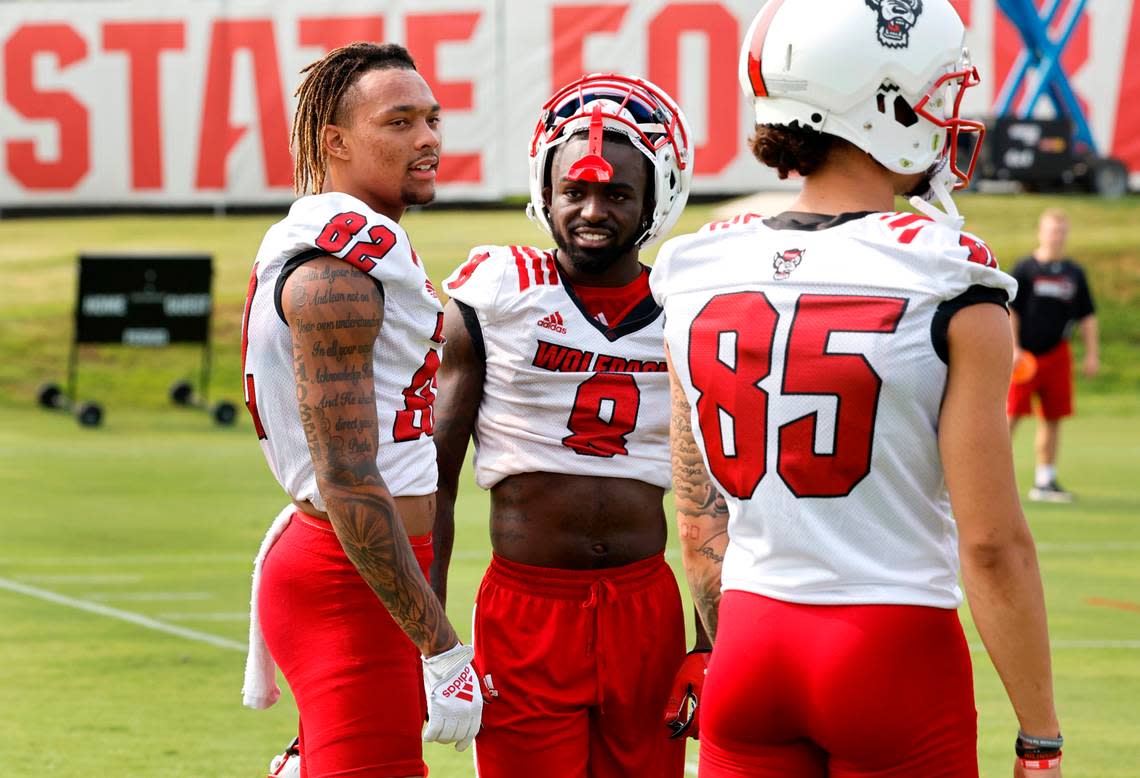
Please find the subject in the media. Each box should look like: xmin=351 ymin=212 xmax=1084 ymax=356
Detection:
xmin=739 ymin=0 xmax=983 ymax=226
xmin=865 ymin=0 xmax=924 ymax=49
xmin=527 ymin=73 xmax=694 ymax=248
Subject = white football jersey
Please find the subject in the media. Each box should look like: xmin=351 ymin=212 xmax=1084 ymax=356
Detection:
xmin=443 ymin=245 xmax=670 ymax=490
xmin=652 ymin=211 xmax=1018 ymax=608
xmin=241 ymin=192 xmax=444 ymax=508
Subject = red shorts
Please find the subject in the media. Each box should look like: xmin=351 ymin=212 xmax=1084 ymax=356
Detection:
xmin=258 ymin=512 xmax=435 ymax=778
xmin=472 ymin=553 xmax=686 ymax=778
xmin=1008 ymin=341 xmax=1073 ymax=420
xmin=699 ymin=590 xmax=977 ymax=778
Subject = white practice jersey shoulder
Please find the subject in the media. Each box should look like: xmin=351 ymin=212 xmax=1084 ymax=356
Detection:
xmin=652 ymin=211 xmax=1017 ymax=608
xmin=443 ymin=245 xmax=670 ymax=490
xmin=241 ymin=192 xmax=444 ymax=509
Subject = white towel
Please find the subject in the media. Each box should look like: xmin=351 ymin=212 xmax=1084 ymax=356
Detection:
xmin=242 ymin=504 xmax=296 ymax=709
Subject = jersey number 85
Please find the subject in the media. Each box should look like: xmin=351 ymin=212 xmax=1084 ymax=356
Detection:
xmin=688 ymin=291 xmax=907 ymax=499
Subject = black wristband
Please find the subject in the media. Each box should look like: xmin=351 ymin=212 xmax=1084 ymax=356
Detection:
xmin=1016 ymin=731 xmax=1063 ymax=758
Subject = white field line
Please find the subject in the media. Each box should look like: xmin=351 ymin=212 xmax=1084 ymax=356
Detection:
xmin=158 ymin=612 xmax=248 ymax=622
xmin=969 ymin=640 xmax=1140 ymax=653
xmin=15 ymin=574 xmax=143 ymax=583
xmin=0 ymin=577 xmax=245 ymax=652
xmin=2 ymin=573 xmax=1138 ymax=672
xmin=88 ymin=592 xmax=214 ymax=601
xmin=0 ymin=553 xmax=251 ymax=566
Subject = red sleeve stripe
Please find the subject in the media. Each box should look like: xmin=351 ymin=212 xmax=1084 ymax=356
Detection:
xmin=245 ymin=373 xmax=267 ymax=440
xmin=521 ymin=246 xmax=558 ymax=286
xmin=887 ymin=214 xmax=931 ymax=228
xmin=745 ymin=0 xmax=788 ymax=98
xmin=545 ymin=252 xmax=559 ymax=285
xmin=884 ymin=213 xmax=933 ymax=244
xmin=514 ymin=246 xmax=560 ymax=287
xmin=510 ymin=245 xmax=531 ymax=291
xmin=532 ymin=253 xmax=546 ymax=284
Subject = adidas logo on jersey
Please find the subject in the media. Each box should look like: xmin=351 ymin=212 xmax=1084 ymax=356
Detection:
xmin=537 ymin=311 xmax=567 ymax=334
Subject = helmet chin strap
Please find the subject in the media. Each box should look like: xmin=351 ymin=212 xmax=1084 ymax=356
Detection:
xmin=908 ymin=155 xmax=964 ymax=230
xmin=566 ymin=104 xmax=614 ymax=182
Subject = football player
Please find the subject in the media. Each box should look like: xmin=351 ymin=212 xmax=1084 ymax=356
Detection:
xmin=240 ymin=43 xmax=480 ymax=777
xmin=431 ymin=73 xmax=700 ymax=776
xmin=653 ymin=2 xmax=1062 ymax=776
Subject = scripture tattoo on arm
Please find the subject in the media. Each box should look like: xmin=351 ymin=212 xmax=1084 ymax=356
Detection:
xmin=669 ymin=357 xmax=729 ymax=643
xmin=284 ymin=257 xmax=458 ymax=657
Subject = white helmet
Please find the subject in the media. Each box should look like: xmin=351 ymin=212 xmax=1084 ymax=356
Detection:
xmin=739 ymin=0 xmax=984 ymax=212
xmin=528 ymin=73 xmax=694 ymax=247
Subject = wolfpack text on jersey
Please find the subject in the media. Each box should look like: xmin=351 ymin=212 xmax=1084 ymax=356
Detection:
xmin=241 ymin=192 xmax=444 ymax=508
xmin=652 ymin=212 xmax=1018 ymax=608
xmin=444 ymin=245 xmax=670 ymax=489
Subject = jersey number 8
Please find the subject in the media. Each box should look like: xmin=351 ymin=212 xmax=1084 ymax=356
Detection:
xmin=563 ymin=373 xmax=642 ymax=458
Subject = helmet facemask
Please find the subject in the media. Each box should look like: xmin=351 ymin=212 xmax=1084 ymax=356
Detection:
xmin=904 ymin=60 xmax=984 ymax=227
xmin=914 ymin=64 xmax=985 ymax=190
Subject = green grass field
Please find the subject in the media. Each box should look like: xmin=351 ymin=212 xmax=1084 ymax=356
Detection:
xmin=1 ymin=197 xmax=1138 ymax=776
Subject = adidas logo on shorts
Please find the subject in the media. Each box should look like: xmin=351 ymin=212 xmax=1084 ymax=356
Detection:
xmin=537 ymin=311 xmax=567 ymax=334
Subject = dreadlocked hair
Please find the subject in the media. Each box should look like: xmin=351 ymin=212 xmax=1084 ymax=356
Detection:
xmin=292 ymin=42 xmax=417 ymax=196
xmin=749 ymin=122 xmax=847 ymax=179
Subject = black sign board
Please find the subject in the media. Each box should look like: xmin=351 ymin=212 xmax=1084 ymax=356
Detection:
xmin=981 ymin=117 xmax=1072 ymax=184
xmin=75 ymin=254 xmax=213 ymax=345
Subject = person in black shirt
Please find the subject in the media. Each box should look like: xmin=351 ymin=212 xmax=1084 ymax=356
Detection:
xmin=1008 ymin=208 xmax=1099 ymax=502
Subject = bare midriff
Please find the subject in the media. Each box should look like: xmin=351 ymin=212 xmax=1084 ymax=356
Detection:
xmin=293 ymin=492 xmax=437 ymax=538
xmin=489 ymin=472 xmax=666 ymax=569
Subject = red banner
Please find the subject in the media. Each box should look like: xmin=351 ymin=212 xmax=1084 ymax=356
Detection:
xmin=0 ymin=0 xmax=1136 ymax=206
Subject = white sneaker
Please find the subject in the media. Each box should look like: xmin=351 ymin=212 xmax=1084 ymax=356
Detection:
xmin=1028 ymin=481 xmax=1074 ymax=503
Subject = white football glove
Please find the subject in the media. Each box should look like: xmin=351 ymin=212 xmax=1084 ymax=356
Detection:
xmin=421 ymin=642 xmax=482 ymax=751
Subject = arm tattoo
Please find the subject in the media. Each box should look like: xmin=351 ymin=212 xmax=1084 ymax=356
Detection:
xmin=696 ymin=486 xmax=729 ymax=562
xmin=691 ymin=567 xmax=722 ymax=641
xmin=285 ymin=257 xmax=457 ymax=656
xmin=669 ymin=360 xmax=729 ymax=643
xmin=698 ymin=483 xmax=729 ymax=515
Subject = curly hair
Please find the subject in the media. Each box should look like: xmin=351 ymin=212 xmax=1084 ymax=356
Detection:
xmin=291 ymin=42 xmax=417 ymax=196
xmin=749 ymin=122 xmax=847 ymax=179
